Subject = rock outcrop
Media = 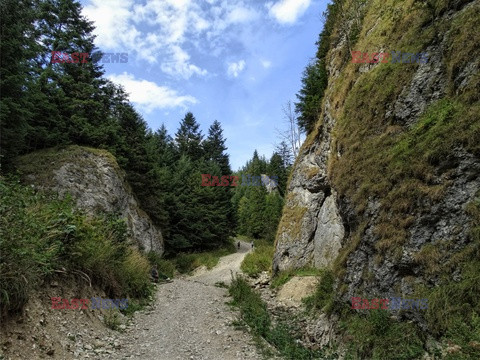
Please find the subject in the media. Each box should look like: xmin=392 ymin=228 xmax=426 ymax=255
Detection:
xmin=273 ymin=0 xmax=479 ymax=329
xmin=17 ymin=146 xmax=164 ymax=255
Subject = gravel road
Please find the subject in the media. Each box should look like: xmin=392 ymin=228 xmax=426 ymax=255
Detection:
xmin=106 ymin=241 xmax=262 ymax=360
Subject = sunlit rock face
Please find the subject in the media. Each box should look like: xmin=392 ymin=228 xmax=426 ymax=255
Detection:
xmin=273 ymin=0 xmax=480 ymax=315
xmin=18 ymin=146 xmax=164 ymax=255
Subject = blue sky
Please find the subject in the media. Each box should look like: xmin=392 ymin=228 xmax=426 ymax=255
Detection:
xmin=79 ymin=0 xmax=328 ymax=170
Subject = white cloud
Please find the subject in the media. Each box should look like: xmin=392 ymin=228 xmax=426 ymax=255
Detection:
xmin=267 ymin=0 xmax=312 ymax=24
xmin=161 ymin=45 xmax=208 ymax=79
xmin=227 ymin=60 xmax=246 ymax=78
xmin=261 ymin=59 xmax=272 ymax=68
xmin=83 ymin=0 xmax=136 ymax=49
xmin=108 ymin=72 xmax=197 ymax=112
xmin=83 ymin=0 xmax=208 ymax=78
xmin=227 ymin=6 xmax=258 ymax=23
xmin=82 ymin=0 xmax=261 ymax=79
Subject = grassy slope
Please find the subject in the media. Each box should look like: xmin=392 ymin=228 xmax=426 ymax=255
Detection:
xmin=0 ymin=178 xmax=152 ymax=317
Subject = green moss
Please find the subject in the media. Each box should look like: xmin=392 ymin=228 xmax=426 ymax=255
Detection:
xmin=16 ymin=145 xmax=123 ymax=189
xmin=275 ymin=204 xmax=308 ymax=244
xmin=332 ymin=97 xmax=478 ymax=260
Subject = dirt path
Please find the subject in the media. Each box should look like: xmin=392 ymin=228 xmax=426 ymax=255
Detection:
xmin=105 ymin=241 xmax=261 ymax=360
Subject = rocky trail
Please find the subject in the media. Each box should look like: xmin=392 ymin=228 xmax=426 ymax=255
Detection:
xmin=103 ymin=241 xmax=262 ymax=360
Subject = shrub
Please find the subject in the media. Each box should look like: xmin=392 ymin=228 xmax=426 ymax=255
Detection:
xmin=240 ymin=240 xmax=274 ymax=277
xmin=0 ymin=178 xmax=152 ymax=316
xmin=342 ymin=310 xmax=424 ymax=360
xmin=173 ymin=243 xmax=236 ymax=274
xmin=303 ymin=270 xmax=335 ymax=313
xmin=228 ymin=275 xmax=334 ymax=359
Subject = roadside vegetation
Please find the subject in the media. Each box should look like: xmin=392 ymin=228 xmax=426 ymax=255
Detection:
xmin=240 ymin=239 xmax=274 ymax=277
xmin=271 ymin=267 xmax=322 ymax=289
xmin=228 ymin=276 xmax=336 ymax=360
xmin=0 ymin=178 xmax=153 ymax=317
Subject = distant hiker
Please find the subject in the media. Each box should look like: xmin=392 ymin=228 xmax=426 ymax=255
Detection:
xmin=237 ymin=241 xmax=241 ymax=250
xmin=251 ymin=241 xmax=254 ymax=250
xmin=151 ymin=265 xmax=159 ymax=283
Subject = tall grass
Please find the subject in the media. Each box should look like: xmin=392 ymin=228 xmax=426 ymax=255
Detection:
xmin=0 ymin=178 xmax=152 ymax=316
xmin=240 ymin=239 xmax=274 ymax=277
xmin=229 ymin=275 xmax=335 ymax=359
xmin=172 ymin=243 xmax=236 ymax=274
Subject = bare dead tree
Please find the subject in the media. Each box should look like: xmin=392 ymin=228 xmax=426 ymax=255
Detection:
xmin=275 ymin=101 xmax=303 ymax=159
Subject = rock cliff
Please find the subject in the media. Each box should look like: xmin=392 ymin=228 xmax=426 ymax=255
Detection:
xmin=274 ymin=0 xmax=479 ymax=333
xmin=17 ymin=146 xmax=164 ymax=255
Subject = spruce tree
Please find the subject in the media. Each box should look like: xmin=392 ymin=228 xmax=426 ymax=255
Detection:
xmin=268 ymin=152 xmax=287 ymax=195
xmin=29 ymin=0 xmax=107 ymax=149
xmin=175 ymin=112 xmax=204 ymax=161
xmin=204 ymin=120 xmax=231 ymax=175
xmin=0 ymin=0 xmax=39 ymax=168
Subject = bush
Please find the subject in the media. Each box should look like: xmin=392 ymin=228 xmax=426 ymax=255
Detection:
xmin=303 ymin=270 xmax=335 ymax=313
xmin=173 ymin=243 xmax=236 ymax=274
xmin=0 ymin=178 xmax=152 ymax=316
xmin=270 ymin=267 xmax=322 ymax=289
xmin=229 ymin=275 xmax=333 ymax=359
xmin=240 ymin=240 xmax=274 ymax=277
xmin=342 ymin=310 xmax=424 ymax=360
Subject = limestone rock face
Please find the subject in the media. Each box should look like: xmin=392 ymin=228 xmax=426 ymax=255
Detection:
xmin=273 ymin=0 xmax=479 ymax=306
xmin=18 ymin=146 xmax=164 ymax=255
xmin=314 ymin=195 xmax=344 ymax=269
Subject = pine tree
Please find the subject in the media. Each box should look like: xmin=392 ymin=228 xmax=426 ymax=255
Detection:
xmin=275 ymin=141 xmax=293 ymax=168
xmin=0 ymin=0 xmax=39 ymax=168
xmin=295 ymin=62 xmax=325 ymax=134
xmin=28 ymin=0 xmax=108 ymax=149
xmin=263 ymin=192 xmax=284 ymax=241
xmin=175 ymin=112 xmax=204 ymax=161
xmin=268 ymin=152 xmax=287 ymax=195
xmin=204 ymin=120 xmax=231 ymax=175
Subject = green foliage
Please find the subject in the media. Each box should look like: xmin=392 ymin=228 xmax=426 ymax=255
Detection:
xmin=229 ymin=276 xmax=334 ymax=359
xmin=232 ymin=150 xmax=286 ymax=240
xmin=295 ymin=63 xmax=326 ymax=134
xmin=104 ymin=309 xmax=122 ymax=331
xmin=303 ymin=270 xmax=335 ymax=313
xmin=0 ymin=0 xmax=39 ymax=169
xmin=342 ymin=310 xmax=424 ymax=360
xmin=295 ymin=0 xmax=344 ymax=134
xmin=240 ymin=240 xmax=274 ymax=277
xmin=229 ymin=276 xmax=271 ymax=337
xmin=270 ymin=267 xmax=322 ymax=289
xmin=0 ymin=178 xmax=152 ymax=316
xmin=444 ymin=313 xmax=480 ymax=360
xmin=175 ymin=112 xmax=204 ymax=161
xmin=172 ymin=243 xmax=236 ymax=274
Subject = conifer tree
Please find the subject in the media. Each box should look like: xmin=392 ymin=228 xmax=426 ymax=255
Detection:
xmin=204 ymin=120 xmax=231 ymax=175
xmin=0 ymin=0 xmax=39 ymax=168
xmin=175 ymin=112 xmax=204 ymax=161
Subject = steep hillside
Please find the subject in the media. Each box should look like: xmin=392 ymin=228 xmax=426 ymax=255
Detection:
xmin=274 ymin=0 xmax=479 ymax=356
xmin=16 ymin=146 xmax=164 ymax=255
